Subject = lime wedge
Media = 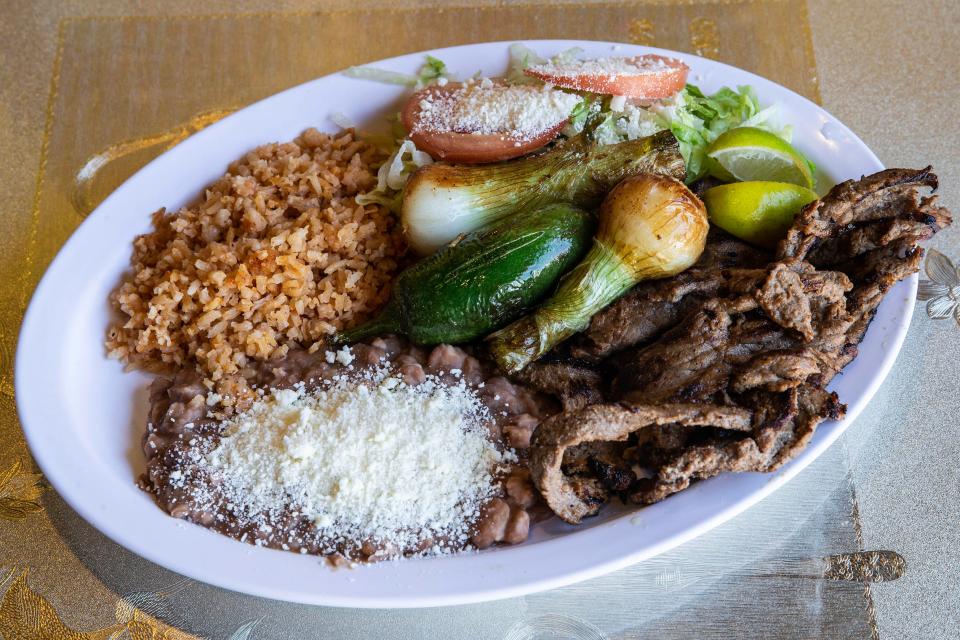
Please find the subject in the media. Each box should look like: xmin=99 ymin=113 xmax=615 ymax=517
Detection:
xmin=702 ymin=181 xmax=819 ymax=248
xmin=707 ymin=127 xmax=815 ymax=189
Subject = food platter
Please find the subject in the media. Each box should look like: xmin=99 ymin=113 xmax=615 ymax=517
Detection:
xmin=16 ymin=40 xmax=910 ymax=608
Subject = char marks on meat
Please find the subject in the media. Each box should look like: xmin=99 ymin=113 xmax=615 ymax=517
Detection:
xmin=528 ymin=168 xmax=951 ymax=521
xmin=531 ymin=403 xmax=752 ymax=523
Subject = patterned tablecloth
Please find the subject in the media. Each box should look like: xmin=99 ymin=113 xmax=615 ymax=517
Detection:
xmin=0 ymin=1 xmax=957 ymax=638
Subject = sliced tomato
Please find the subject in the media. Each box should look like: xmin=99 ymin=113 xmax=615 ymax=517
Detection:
xmin=401 ymin=83 xmax=568 ymax=164
xmin=524 ymin=54 xmax=689 ymax=100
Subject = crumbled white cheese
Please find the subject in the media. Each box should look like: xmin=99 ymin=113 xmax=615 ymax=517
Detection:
xmin=324 ymin=345 xmax=355 ymax=366
xmin=201 ymin=367 xmax=512 ymax=551
xmin=414 ymin=80 xmax=581 ymax=142
xmin=335 ymin=346 xmax=354 ymax=365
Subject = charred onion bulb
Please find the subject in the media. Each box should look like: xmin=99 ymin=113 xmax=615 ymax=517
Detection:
xmin=488 ymin=173 xmax=709 ymax=373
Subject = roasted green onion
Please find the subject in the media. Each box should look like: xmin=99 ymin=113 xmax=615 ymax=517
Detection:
xmin=488 ymin=173 xmax=709 ymax=373
xmin=402 ymin=129 xmax=684 ymax=255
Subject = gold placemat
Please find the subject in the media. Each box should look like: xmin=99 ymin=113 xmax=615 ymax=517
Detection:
xmin=1 ymin=2 xmax=837 ymax=638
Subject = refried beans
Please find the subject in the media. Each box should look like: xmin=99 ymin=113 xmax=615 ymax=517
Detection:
xmin=141 ymin=337 xmax=555 ymax=562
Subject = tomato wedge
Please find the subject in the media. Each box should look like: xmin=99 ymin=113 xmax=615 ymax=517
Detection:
xmin=401 ymin=82 xmax=572 ymax=164
xmin=524 ymin=55 xmax=689 ymax=100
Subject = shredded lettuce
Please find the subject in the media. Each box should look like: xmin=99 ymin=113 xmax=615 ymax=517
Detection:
xmin=345 ymin=56 xmax=451 ymax=89
xmin=349 ymin=48 xmax=806 ymax=199
xmin=343 ymin=65 xmax=419 ymax=87
xmin=650 ymin=85 xmax=795 ymax=182
xmin=329 ymin=111 xmax=356 ymax=130
xmin=551 ymin=46 xmax=585 ymax=66
xmin=417 ymin=55 xmax=449 ymax=87
xmin=505 ymin=44 xmax=586 ymax=85
xmin=328 ymin=110 xmax=403 ymax=156
xmin=506 ymin=45 xmax=804 ymax=183
xmin=566 ymin=96 xmax=596 ymax=131
xmin=342 ymin=57 xmax=443 ymax=209
xmin=356 ymin=139 xmax=433 ymax=211
xmin=598 ymin=107 xmax=664 ymax=146
xmin=505 ymin=43 xmax=548 ymax=84
xmin=563 ymin=85 xmax=798 ymax=183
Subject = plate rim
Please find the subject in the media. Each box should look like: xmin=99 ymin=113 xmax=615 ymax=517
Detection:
xmin=15 ymin=38 xmax=903 ymax=608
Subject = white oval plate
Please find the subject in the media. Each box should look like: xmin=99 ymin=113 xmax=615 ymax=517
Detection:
xmin=17 ymin=40 xmax=902 ymax=608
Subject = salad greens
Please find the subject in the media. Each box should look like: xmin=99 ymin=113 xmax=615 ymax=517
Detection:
xmin=566 ymin=85 xmax=795 ymax=182
xmin=344 ymin=55 xmax=451 ymax=89
xmin=566 ymin=96 xmax=596 ymax=132
xmin=416 ymin=55 xmax=449 ymax=87
xmin=504 ymin=43 xmax=584 ymax=85
xmin=345 ymin=48 xmax=807 ymax=203
xmin=505 ymin=43 xmax=547 ymax=84
xmin=343 ymin=57 xmax=453 ymax=210
xmin=499 ymin=44 xmax=798 ymax=181
xmin=356 ymin=139 xmax=433 ymax=211
xmin=650 ymin=85 xmax=795 ymax=182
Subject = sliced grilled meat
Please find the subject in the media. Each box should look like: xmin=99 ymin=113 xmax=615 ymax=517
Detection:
xmin=527 ymin=168 xmax=951 ymax=520
xmin=511 ymin=358 xmax=605 ymax=412
xmin=530 ymin=402 xmax=752 ymax=523
xmin=778 ymin=167 xmax=949 ymax=262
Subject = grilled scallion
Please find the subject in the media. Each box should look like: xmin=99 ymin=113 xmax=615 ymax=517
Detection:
xmin=488 ymin=173 xmax=708 ymax=372
xmin=402 ymin=128 xmax=685 ymax=254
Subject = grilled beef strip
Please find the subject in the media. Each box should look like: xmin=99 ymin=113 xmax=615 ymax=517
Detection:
xmin=528 ymin=168 xmax=951 ymax=518
xmin=510 ymin=358 xmax=605 ymax=412
xmin=630 ymin=386 xmax=843 ymax=505
xmin=530 ymin=403 xmax=753 ymax=523
xmin=778 ymin=167 xmax=949 ymax=263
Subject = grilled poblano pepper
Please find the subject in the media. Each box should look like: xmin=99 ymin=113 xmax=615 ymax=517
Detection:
xmin=336 ymin=203 xmax=594 ymax=345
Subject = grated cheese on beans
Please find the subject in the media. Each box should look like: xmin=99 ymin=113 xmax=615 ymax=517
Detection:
xmin=193 ymin=364 xmax=514 ymax=553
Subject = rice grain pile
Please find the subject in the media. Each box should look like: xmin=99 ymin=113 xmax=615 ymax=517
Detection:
xmin=107 ymin=128 xmax=405 ymax=381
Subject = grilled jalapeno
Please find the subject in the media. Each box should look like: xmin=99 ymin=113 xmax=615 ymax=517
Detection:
xmin=336 ymin=202 xmax=594 ymax=345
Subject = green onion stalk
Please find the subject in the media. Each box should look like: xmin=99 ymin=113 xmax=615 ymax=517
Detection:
xmin=401 ymin=126 xmax=685 ymax=255
xmin=488 ymin=173 xmax=709 ymax=373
